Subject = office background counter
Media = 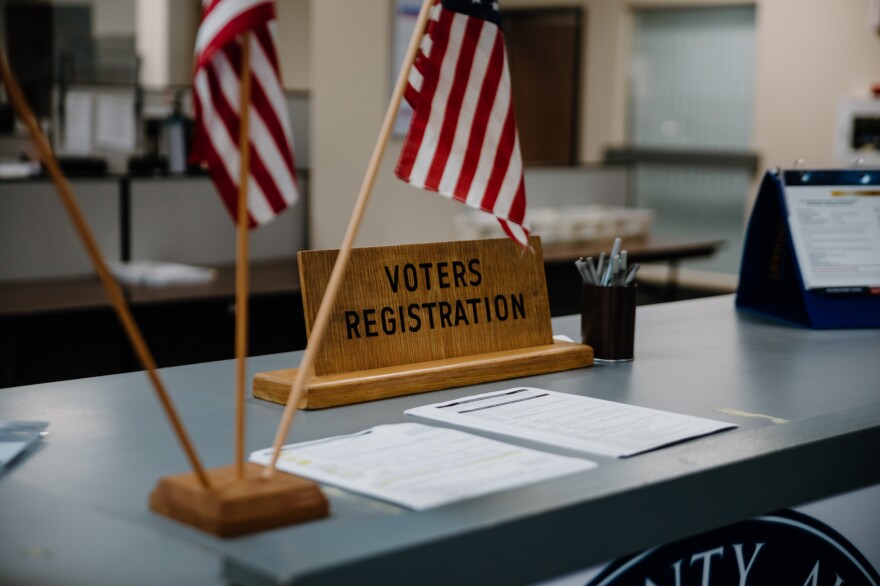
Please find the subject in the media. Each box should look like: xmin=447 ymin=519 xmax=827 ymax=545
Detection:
xmin=0 ymin=236 xmax=721 ymax=388
xmin=1 ymin=296 xmax=878 ymax=585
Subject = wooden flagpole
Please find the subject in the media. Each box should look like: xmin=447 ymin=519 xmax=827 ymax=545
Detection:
xmin=234 ymin=33 xmax=252 ymax=480
xmin=262 ymin=0 xmax=435 ymax=477
xmin=0 ymin=51 xmax=211 ymax=489
xmin=147 ymin=32 xmax=329 ymax=538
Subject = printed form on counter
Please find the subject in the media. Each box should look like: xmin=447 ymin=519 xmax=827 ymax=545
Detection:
xmin=406 ymin=387 xmax=737 ymax=458
xmin=249 ymin=423 xmax=595 ymax=511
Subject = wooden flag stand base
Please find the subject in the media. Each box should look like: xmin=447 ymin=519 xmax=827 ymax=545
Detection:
xmin=149 ymin=463 xmax=329 ymax=537
xmin=255 ymin=339 xmax=592 ymax=409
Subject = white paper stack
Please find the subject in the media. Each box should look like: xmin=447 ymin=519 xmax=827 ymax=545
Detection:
xmin=108 ymin=261 xmax=216 ymax=287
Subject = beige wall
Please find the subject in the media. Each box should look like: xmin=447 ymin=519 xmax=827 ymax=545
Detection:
xmin=135 ymin=0 xmax=170 ymax=86
xmin=136 ymin=0 xmax=309 ymax=89
xmin=302 ymin=0 xmax=880 ymax=249
xmin=136 ymin=0 xmax=200 ymax=87
xmin=277 ymin=0 xmax=311 ymax=90
xmin=752 ymin=0 xmax=880 ymax=200
xmin=311 ymin=0 xmax=460 ymax=249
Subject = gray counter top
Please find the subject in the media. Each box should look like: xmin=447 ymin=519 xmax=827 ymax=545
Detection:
xmin=2 ymin=295 xmax=878 ymax=585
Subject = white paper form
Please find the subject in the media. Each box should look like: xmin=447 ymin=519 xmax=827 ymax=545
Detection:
xmin=249 ymin=423 xmax=595 ymax=511
xmin=62 ymin=92 xmax=93 ymax=154
xmin=406 ymin=388 xmax=737 ymax=458
xmin=784 ymin=185 xmax=880 ymax=290
xmin=95 ymin=94 xmax=136 ymax=152
xmin=0 ymin=421 xmax=48 ymax=475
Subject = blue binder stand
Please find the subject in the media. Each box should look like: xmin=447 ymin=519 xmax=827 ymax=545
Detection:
xmin=736 ymin=168 xmax=880 ymax=329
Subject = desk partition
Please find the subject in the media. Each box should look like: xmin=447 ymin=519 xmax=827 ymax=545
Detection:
xmin=127 ymin=175 xmax=307 ymax=266
xmin=0 ymin=178 xmax=119 ymax=281
xmin=0 ymin=174 xmax=308 ymax=283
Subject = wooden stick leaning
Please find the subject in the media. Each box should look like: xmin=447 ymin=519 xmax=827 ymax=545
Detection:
xmin=235 ymin=33 xmax=252 ymax=480
xmin=262 ymin=0 xmax=435 ymax=478
xmin=0 ymin=52 xmax=211 ymax=488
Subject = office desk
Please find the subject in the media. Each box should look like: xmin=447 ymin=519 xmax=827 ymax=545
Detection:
xmin=541 ymin=236 xmax=722 ymax=265
xmin=0 ymin=237 xmax=717 ymax=317
xmin=0 ymin=259 xmax=305 ymax=387
xmin=1 ymin=296 xmax=878 ymax=585
xmin=0 ymin=258 xmax=302 ymax=318
xmin=0 ymin=238 xmax=718 ymax=386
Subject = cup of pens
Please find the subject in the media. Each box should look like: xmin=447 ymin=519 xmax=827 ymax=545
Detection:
xmin=575 ymin=237 xmax=638 ymax=362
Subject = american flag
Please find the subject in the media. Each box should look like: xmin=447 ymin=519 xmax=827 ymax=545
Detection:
xmin=395 ymin=0 xmax=529 ymax=247
xmin=190 ymin=0 xmax=298 ymax=228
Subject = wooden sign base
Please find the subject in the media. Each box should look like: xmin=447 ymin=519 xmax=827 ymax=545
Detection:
xmin=254 ymin=339 xmax=593 ymax=409
xmin=149 ymin=462 xmax=329 ymax=537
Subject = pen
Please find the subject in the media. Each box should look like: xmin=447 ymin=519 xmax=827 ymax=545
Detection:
xmin=574 ymin=258 xmax=592 ymax=284
xmin=610 ymin=237 xmax=622 ymax=261
xmin=583 ymin=259 xmax=595 ymax=284
xmin=603 ymin=253 xmax=619 ymax=286
xmin=575 ymin=237 xmax=639 ymax=288
xmin=624 ymin=263 xmax=640 ymax=285
xmin=585 ymin=256 xmax=600 ymax=285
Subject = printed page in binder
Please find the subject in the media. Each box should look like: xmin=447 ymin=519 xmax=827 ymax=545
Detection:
xmin=783 ymin=185 xmax=880 ymax=291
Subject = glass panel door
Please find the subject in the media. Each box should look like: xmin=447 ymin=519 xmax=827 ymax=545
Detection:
xmin=629 ymin=6 xmax=757 ymax=274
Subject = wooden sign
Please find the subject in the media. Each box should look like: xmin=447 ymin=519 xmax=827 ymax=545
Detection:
xmin=254 ymin=237 xmax=592 ymax=408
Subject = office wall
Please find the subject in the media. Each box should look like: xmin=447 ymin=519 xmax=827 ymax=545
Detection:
xmin=277 ymin=0 xmax=311 ymax=91
xmin=137 ymin=0 xmax=200 ymax=88
xmin=136 ymin=1 xmax=170 ymax=86
xmin=134 ymin=0 xmax=308 ymax=89
xmin=92 ymin=0 xmax=135 ymax=36
xmin=306 ymin=0 xmax=880 ymax=249
xmin=507 ymin=0 xmax=880 ymax=170
xmin=311 ymin=0 xmax=460 ymax=249
xmin=751 ymin=0 xmax=880 ymax=204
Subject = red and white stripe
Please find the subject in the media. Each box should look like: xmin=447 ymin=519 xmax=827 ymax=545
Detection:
xmin=191 ymin=0 xmax=298 ymax=228
xmin=396 ymin=1 xmax=529 ymax=247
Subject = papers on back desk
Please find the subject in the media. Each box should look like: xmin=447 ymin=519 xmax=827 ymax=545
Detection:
xmin=249 ymin=423 xmax=595 ymax=510
xmin=406 ymin=387 xmax=737 ymax=458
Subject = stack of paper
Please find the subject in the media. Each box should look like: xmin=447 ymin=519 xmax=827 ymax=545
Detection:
xmin=108 ymin=261 xmax=216 ymax=287
xmin=0 ymin=160 xmax=40 ymax=179
xmin=251 ymin=387 xmax=736 ymax=510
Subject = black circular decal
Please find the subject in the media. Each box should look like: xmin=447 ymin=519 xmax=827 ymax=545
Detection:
xmin=586 ymin=510 xmax=878 ymax=586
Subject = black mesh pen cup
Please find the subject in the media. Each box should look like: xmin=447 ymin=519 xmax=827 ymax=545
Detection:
xmin=581 ymin=283 xmax=637 ymax=362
